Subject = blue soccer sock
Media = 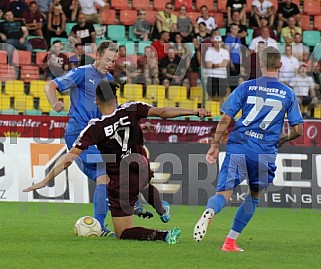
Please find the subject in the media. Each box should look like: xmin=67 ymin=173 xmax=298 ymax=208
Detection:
xmin=93 ymin=184 xmax=109 ymax=228
xmin=230 ymin=195 xmax=259 ymax=237
xmin=206 ymin=194 xmax=226 ymax=215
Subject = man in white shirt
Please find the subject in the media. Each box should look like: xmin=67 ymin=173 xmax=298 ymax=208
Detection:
xmin=279 ymin=45 xmax=300 ymax=85
xmin=251 ymin=0 xmax=275 ymax=27
xmin=79 ymin=0 xmax=106 ymax=24
xmin=205 ymin=36 xmax=230 ymax=104
xmin=249 ymin=26 xmax=277 ymax=53
xmin=292 ymin=33 xmax=309 ymax=64
xmin=195 ymin=5 xmax=217 ymax=34
xmin=289 ymin=64 xmax=318 ymax=118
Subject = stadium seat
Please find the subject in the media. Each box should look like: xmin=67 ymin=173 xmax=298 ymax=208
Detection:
xmin=246 ymin=29 xmax=254 ymax=45
xmin=291 ymin=0 xmax=301 ymax=7
xmin=49 ymin=110 xmax=69 ymax=116
xmin=277 ymin=43 xmax=285 ymax=54
xmin=36 ymin=51 xmax=47 ymax=68
xmin=0 ymin=95 xmax=12 ymax=110
xmin=205 ymin=101 xmax=220 ymax=117
xmin=93 ymin=24 xmax=107 ymax=39
xmin=132 ymin=0 xmax=152 ymax=10
xmin=186 ymin=12 xmax=200 ymax=23
xmin=24 ymin=109 xmax=42 ymax=116
xmin=137 ymin=41 xmax=152 ymax=54
xmin=14 ymin=95 xmax=34 ymax=112
xmin=175 ymin=0 xmax=193 ymax=11
xmin=0 ymin=50 xmax=8 ymax=64
xmin=123 ymin=84 xmax=143 ymax=101
xmin=110 ymin=0 xmax=130 ymax=10
xmin=303 ymin=30 xmax=321 ymax=47
xmin=120 ymin=10 xmax=137 ymax=26
xmin=246 ymin=0 xmax=253 ymax=13
xmin=0 ymin=65 xmax=16 ymax=81
xmin=101 ymin=9 xmax=118 ymax=25
xmin=304 ymin=0 xmax=321 ymax=15
xmin=196 ymin=0 xmax=215 ymax=11
xmin=300 ymin=15 xmax=313 ymax=30
xmin=167 ymin=86 xmax=188 ymax=101
xmin=5 ymin=80 xmax=24 ymax=97
xmin=128 ymin=26 xmax=140 ymax=42
xmin=218 ymin=28 xmax=226 ymax=37
xmin=158 ymin=98 xmax=178 ymax=108
xmin=107 ymin=25 xmax=127 ymax=41
xmin=189 ymin=86 xmax=203 ymax=101
xmin=21 ymin=66 xmax=40 ymax=83
xmin=215 ymin=13 xmax=224 ymax=28
xmin=145 ymin=10 xmax=157 ymax=25
xmin=12 ymin=50 xmax=32 ymax=66
xmin=314 ymin=15 xmax=321 ymax=31
xmin=38 ymin=96 xmax=51 ymax=113
xmin=117 ymin=41 xmax=136 ymax=55
xmin=1 ymin=109 xmax=19 ymax=115
xmin=29 ymin=80 xmax=47 ymax=97
xmin=144 ymin=85 xmax=166 ymax=106
xmin=153 ymin=0 xmax=166 ymax=11
xmin=65 ymin=22 xmax=77 ymax=35
xmin=217 ymin=0 xmax=228 ymax=13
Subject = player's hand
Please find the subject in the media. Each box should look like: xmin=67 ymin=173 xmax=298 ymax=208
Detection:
xmin=195 ymin=108 xmax=211 ymax=119
xmin=206 ymin=144 xmax=219 ymax=164
xmin=23 ymin=181 xmax=47 ymax=192
xmin=140 ymin=122 xmax=156 ymax=133
xmin=52 ymin=100 xmax=64 ymax=112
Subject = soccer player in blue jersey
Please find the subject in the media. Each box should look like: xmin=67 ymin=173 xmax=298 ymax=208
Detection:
xmin=193 ymin=46 xmax=304 ymax=251
xmin=44 ymin=40 xmax=151 ymax=237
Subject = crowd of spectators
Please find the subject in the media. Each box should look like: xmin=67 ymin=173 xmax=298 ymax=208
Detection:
xmin=0 ymin=0 xmax=320 ymax=117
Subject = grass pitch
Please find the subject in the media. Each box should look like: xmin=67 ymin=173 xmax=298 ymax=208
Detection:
xmin=0 ymin=202 xmax=320 ymax=269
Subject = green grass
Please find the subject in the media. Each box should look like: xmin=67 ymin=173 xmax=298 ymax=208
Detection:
xmin=0 ymin=202 xmax=320 ymax=269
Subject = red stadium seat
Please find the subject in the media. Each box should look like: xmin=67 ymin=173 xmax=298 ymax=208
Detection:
xmin=291 ymin=0 xmax=301 ymax=8
xmin=120 ymin=10 xmax=137 ymax=26
xmin=300 ymin=15 xmax=313 ymax=30
xmin=101 ymin=9 xmax=118 ymax=25
xmin=304 ymin=0 xmax=321 ymax=15
xmin=110 ymin=0 xmax=130 ymax=10
xmin=0 ymin=51 xmax=8 ymax=64
xmin=21 ymin=66 xmax=40 ymax=83
xmin=186 ymin=12 xmax=200 ymax=24
xmin=314 ymin=15 xmax=321 ymax=30
xmin=0 ymin=65 xmax=17 ymax=81
xmin=153 ymin=0 xmax=166 ymax=11
xmin=35 ymin=51 xmax=47 ymax=68
xmin=217 ymin=0 xmax=228 ymax=13
xmin=12 ymin=50 xmax=32 ymax=66
xmin=132 ymin=0 xmax=152 ymax=10
xmin=145 ymin=10 xmax=157 ymax=25
xmin=195 ymin=0 xmax=215 ymax=11
xmin=246 ymin=0 xmax=253 ymax=13
xmin=175 ymin=0 xmax=193 ymax=11
xmin=215 ymin=12 xmax=225 ymax=28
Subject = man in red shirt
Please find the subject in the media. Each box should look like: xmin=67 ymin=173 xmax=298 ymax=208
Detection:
xmin=151 ymin=31 xmax=170 ymax=61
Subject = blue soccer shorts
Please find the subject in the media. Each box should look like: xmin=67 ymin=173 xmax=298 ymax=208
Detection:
xmin=216 ymin=154 xmax=277 ymax=192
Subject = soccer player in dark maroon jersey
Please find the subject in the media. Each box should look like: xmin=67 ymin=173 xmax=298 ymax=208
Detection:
xmin=24 ymin=80 xmax=211 ymax=243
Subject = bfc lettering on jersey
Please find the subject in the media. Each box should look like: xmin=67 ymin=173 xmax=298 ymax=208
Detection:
xmin=103 ymin=116 xmax=131 ymax=137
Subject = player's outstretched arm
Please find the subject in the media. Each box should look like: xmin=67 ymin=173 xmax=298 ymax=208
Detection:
xmin=278 ymin=123 xmax=303 ymax=148
xmin=23 ymin=147 xmax=83 ymax=192
xmin=147 ymin=107 xmax=211 ymax=119
xmin=206 ymin=113 xmax=232 ymax=164
xmin=44 ymin=80 xmax=64 ymax=112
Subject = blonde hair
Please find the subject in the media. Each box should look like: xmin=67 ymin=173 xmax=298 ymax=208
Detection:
xmin=259 ymin=46 xmax=281 ymax=71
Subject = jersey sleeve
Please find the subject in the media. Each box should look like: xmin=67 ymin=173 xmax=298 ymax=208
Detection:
xmin=220 ymin=83 xmax=244 ymax=117
xmin=73 ymin=121 xmax=101 ymax=150
xmin=121 ymin=102 xmax=152 ymax=120
xmin=53 ymin=67 xmax=84 ymax=92
xmin=287 ymin=92 xmax=304 ymax=126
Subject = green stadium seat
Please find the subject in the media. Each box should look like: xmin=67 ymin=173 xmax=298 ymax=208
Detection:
xmin=65 ymin=23 xmax=77 ymax=35
xmin=24 ymin=109 xmax=42 ymax=116
xmin=128 ymin=26 xmax=140 ymax=42
xmin=117 ymin=41 xmax=136 ymax=55
xmin=303 ymin=31 xmax=321 ymax=47
xmin=49 ymin=110 xmax=69 ymax=116
xmin=107 ymin=25 xmax=126 ymax=42
xmin=1 ymin=109 xmax=19 ymax=115
xmin=246 ymin=29 xmax=254 ymax=46
xmin=137 ymin=41 xmax=152 ymax=54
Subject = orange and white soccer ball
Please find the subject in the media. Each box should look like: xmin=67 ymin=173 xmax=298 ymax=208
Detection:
xmin=74 ymin=216 xmax=102 ymax=237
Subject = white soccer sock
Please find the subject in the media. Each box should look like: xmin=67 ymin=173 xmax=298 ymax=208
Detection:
xmin=227 ymin=229 xmax=240 ymax=240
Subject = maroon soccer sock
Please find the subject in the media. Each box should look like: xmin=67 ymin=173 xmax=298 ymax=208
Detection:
xmin=120 ymin=227 xmax=167 ymax=241
xmin=140 ymin=184 xmax=165 ymax=215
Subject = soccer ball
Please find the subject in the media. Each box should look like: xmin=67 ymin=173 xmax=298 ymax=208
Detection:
xmin=74 ymin=216 xmax=102 ymax=237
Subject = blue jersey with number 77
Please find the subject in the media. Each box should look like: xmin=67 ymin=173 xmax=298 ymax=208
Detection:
xmin=221 ymin=76 xmax=304 ymax=159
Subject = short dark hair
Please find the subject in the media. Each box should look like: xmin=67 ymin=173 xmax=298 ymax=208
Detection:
xmin=260 ymin=46 xmax=281 ymax=71
xmin=96 ymin=40 xmax=118 ymax=55
xmin=96 ymin=80 xmax=118 ymax=103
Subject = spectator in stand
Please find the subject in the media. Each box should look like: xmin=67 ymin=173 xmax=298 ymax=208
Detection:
xmin=43 ymin=40 xmax=69 ymax=80
xmin=224 ymin=23 xmax=242 ymax=92
xmin=78 ymin=0 xmax=106 ymax=24
xmin=173 ymin=32 xmax=191 ymax=61
xmin=69 ymin=13 xmax=96 ymax=53
xmin=35 ymin=0 xmax=53 ymax=21
xmin=177 ymin=5 xmax=193 ymax=42
xmin=249 ymin=41 xmax=266 ymax=79
xmin=226 ymin=11 xmax=248 ymax=46
xmin=52 ymin=0 xmax=78 ymax=22
xmin=0 ymin=10 xmax=32 ymax=63
xmin=195 ymin=5 xmax=216 ymax=34
xmin=151 ymin=31 xmax=170 ymax=61
xmin=312 ymin=61 xmax=321 ymax=98
xmin=144 ymin=46 xmax=159 ymax=85
xmin=281 ymin=16 xmax=302 ymax=45
xmin=292 ymin=33 xmax=309 ymax=64
xmin=290 ymin=64 xmax=318 ymax=118
xmin=9 ymin=0 xmax=28 ymax=19
xmin=69 ymin=43 xmax=95 ymax=69
xmin=226 ymin=0 xmax=247 ymax=25
xmin=249 ymin=26 xmax=277 ymax=54
xmin=193 ymin=22 xmax=210 ymax=46
xmin=133 ymin=9 xmax=151 ymax=41
xmin=47 ymin=3 xmax=68 ymax=42
xmin=250 ymin=0 xmax=275 ymax=28
xmin=22 ymin=1 xmax=44 ymax=37
xmin=155 ymin=2 xmax=177 ymax=38
xmin=253 ymin=16 xmax=278 ymax=41
xmin=279 ymin=45 xmax=300 ymax=85
xmin=205 ymin=35 xmax=230 ymax=104
xmin=127 ymin=57 xmax=148 ymax=88
xmin=277 ymin=0 xmax=300 ymax=33
xmin=0 ymin=0 xmax=10 ymax=19
xmin=159 ymin=46 xmax=186 ymax=85
xmin=111 ymin=45 xmax=129 ymax=86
